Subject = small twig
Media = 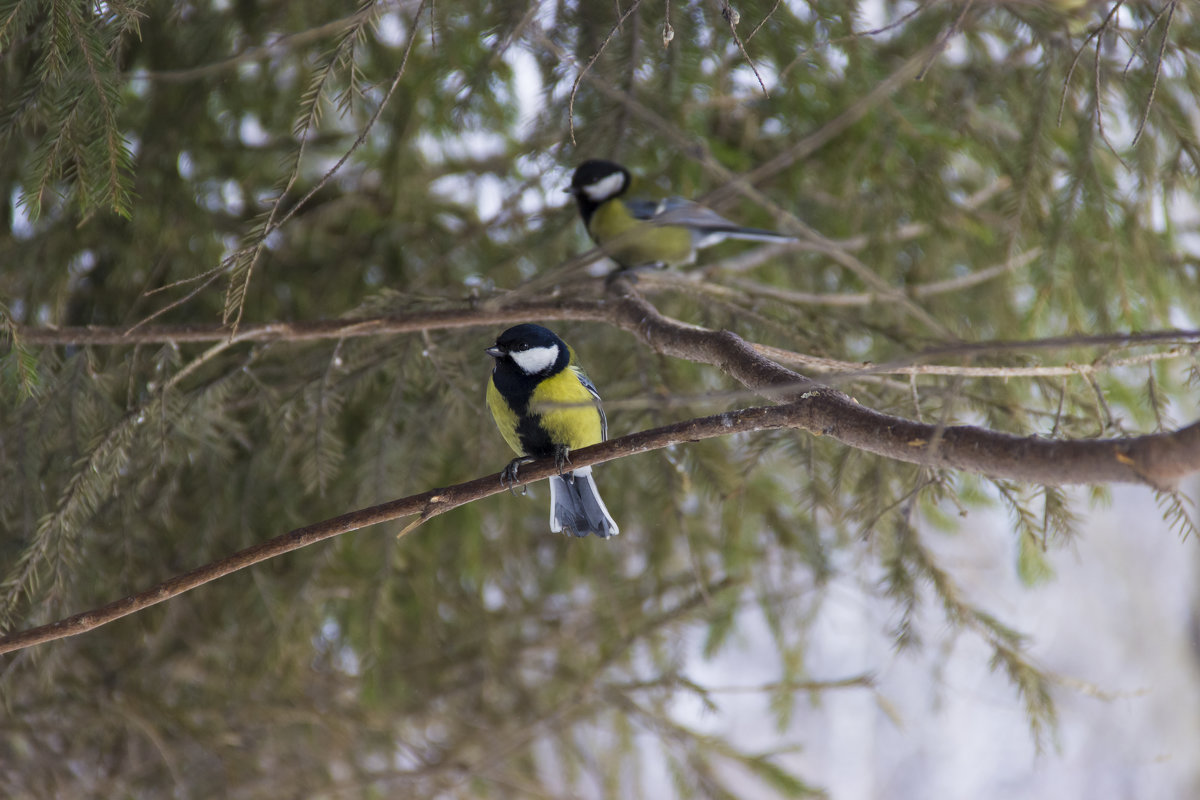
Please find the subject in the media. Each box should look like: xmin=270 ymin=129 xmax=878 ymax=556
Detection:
xmin=142 ymin=263 xmax=226 ymax=297
xmin=1085 ymin=370 xmax=1122 ymax=434
xmin=566 ymin=0 xmax=646 ymax=144
xmin=916 ymin=0 xmax=975 ymax=81
xmin=1090 ymin=11 xmax=1130 ymax=166
xmin=126 ymin=268 xmax=225 ymax=335
xmin=1131 ymin=0 xmax=1177 ymax=146
xmin=745 ymin=0 xmax=783 ymax=43
xmin=910 ymin=373 xmax=924 ymax=422
xmin=1059 ymin=0 xmax=1126 ymax=125
xmin=717 ymin=1 xmax=769 ymax=97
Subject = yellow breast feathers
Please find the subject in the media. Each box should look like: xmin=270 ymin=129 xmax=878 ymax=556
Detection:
xmin=528 ymin=365 xmax=604 ymax=451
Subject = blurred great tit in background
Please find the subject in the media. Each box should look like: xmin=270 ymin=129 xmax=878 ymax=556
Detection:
xmin=567 ymin=159 xmax=796 ymax=269
xmin=485 ymin=324 xmax=619 ymax=539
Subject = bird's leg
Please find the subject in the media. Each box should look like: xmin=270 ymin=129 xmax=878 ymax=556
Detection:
xmin=553 ymin=445 xmax=573 ymax=483
xmin=501 ymin=456 xmax=535 ymax=496
xmin=605 ymin=268 xmax=636 ymax=288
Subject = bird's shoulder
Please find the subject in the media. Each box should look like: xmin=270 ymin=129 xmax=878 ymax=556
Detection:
xmin=569 ymin=363 xmax=602 ymax=404
xmin=567 ymin=362 xmax=607 ymax=441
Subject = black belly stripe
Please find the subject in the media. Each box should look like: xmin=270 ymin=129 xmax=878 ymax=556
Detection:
xmin=516 ymin=414 xmax=555 ymax=457
xmin=492 ymin=361 xmax=557 ymax=458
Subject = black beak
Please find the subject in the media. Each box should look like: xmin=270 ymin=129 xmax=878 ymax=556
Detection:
xmin=485 ymin=346 xmax=504 ymax=358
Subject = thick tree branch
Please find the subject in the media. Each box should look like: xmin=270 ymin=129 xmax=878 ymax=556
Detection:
xmin=10 ymin=284 xmax=1200 ymax=487
xmin=597 ymin=284 xmax=1200 ymax=489
xmin=4 ymin=282 xmax=1200 ymax=653
xmin=5 ymin=383 xmax=1190 ymax=656
xmin=0 ymin=403 xmax=809 ymax=655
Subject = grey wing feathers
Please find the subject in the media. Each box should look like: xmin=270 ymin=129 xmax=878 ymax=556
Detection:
xmin=651 ymin=197 xmax=742 ymax=230
xmin=572 ymin=365 xmax=607 ymax=441
xmin=626 ymin=196 xmax=796 ymax=242
xmin=624 ymin=196 xmax=738 ymax=230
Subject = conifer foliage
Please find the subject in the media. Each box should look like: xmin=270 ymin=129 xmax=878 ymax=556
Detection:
xmin=2 ymin=1 xmax=1199 ymax=797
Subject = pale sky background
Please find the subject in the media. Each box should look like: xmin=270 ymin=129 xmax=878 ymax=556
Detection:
xmin=679 ymin=483 xmax=1200 ymax=799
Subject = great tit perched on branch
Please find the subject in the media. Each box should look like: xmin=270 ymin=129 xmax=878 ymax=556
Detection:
xmin=485 ymin=324 xmax=619 ymax=539
xmin=567 ymin=159 xmax=797 ymax=269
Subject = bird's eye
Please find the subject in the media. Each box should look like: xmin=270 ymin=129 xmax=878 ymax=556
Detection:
xmin=516 ymin=343 xmax=530 ymax=351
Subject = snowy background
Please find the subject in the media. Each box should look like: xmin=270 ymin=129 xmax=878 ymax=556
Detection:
xmin=679 ymin=484 xmax=1200 ymax=798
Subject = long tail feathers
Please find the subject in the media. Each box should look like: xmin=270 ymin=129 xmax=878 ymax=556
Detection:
xmin=549 ymin=467 xmax=619 ymax=539
xmin=725 ymin=228 xmax=798 ymax=243
xmin=694 ymin=227 xmax=797 ymax=249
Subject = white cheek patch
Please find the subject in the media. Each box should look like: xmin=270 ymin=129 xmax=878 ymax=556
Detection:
xmin=510 ymin=344 xmax=560 ymax=375
xmin=582 ymin=172 xmax=626 ymax=202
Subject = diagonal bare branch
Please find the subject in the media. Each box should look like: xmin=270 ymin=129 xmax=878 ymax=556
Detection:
xmin=4 ymin=377 xmax=1198 ymax=656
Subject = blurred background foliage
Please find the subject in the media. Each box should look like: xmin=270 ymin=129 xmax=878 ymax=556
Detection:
xmin=1 ymin=0 xmax=1199 ymax=796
